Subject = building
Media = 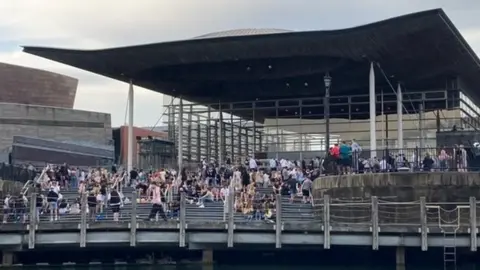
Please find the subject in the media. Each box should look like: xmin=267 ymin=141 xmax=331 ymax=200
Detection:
xmin=0 ymin=62 xmax=77 ymax=108
xmin=112 ymin=126 xmax=170 ymax=168
xmin=23 ymin=9 xmax=480 ymax=167
xmin=0 ymin=62 xmax=113 ymax=166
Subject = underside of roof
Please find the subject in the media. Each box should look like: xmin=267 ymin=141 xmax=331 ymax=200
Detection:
xmin=23 ymin=8 xmax=480 ymax=121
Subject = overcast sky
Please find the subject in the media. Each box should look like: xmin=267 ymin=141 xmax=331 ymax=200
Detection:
xmin=1 ymin=0 xmax=479 ymax=127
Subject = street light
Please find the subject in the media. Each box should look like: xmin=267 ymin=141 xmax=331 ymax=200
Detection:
xmin=324 ymin=72 xmax=332 ymax=153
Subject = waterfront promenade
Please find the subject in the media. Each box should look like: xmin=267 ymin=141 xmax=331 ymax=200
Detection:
xmin=1 ymin=172 xmax=480 ymax=269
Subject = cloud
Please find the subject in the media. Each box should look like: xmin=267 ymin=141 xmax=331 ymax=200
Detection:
xmin=0 ymin=0 xmax=479 ymax=128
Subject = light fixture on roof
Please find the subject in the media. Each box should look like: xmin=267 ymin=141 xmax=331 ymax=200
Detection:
xmin=246 ymin=66 xmax=251 ymax=71
xmin=324 ymin=72 xmax=332 ymax=88
xmin=268 ymin=65 xmax=272 ymax=69
xmin=304 ymin=82 xmax=308 ymax=87
xmin=286 ymin=83 xmax=290 ymax=87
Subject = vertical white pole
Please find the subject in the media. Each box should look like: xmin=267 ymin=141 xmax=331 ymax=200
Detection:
xmin=127 ymin=80 xmax=134 ymax=173
xmin=381 ymin=89 xmax=385 ymax=149
xmin=369 ymin=62 xmax=377 ymax=158
xmin=397 ymin=83 xmax=403 ymax=151
xmin=178 ymin=98 xmax=184 ymax=172
xmin=218 ymin=101 xmax=223 ymax=166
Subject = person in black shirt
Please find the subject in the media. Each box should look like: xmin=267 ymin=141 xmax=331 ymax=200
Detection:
xmin=87 ymin=192 xmax=97 ymax=221
xmin=109 ymin=189 xmax=121 ymax=222
xmin=205 ymin=166 xmax=216 ymax=186
xmin=130 ymin=169 xmax=138 ymax=183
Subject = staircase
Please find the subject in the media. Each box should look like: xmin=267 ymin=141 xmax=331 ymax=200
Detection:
xmin=5 ymin=183 xmax=315 ymax=224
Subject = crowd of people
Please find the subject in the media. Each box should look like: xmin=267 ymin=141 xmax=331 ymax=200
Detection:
xmin=2 ymin=164 xmax=126 ymax=223
xmin=2 ymin=142 xmax=473 ymax=224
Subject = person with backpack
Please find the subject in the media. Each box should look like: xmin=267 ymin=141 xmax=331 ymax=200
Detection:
xmin=108 ymin=189 xmax=122 ymax=222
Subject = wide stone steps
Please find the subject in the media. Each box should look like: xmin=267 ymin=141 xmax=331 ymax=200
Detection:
xmin=5 ymin=186 xmax=315 ymax=223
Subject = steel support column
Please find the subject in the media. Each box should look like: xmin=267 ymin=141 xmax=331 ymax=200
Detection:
xmin=206 ymin=106 xmax=211 ymax=161
xmin=127 ymin=81 xmax=134 ymax=172
xmin=397 ymin=83 xmax=403 ymax=150
xmin=219 ymin=101 xmax=224 ymax=165
xmin=178 ymin=98 xmax=184 ymax=171
xmin=470 ymin=197 xmax=477 ymax=251
xmin=252 ymin=102 xmax=256 ymax=159
xmin=371 ymin=196 xmax=379 ymax=250
xmin=323 ymin=195 xmax=331 ymax=249
xmin=420 ymin=197 xmax=428 ymax=251
xmin=324 ymin=86 xmax=330 ymax=153
xmin=369 ymin=62 xmax=377 ymax=158
xmin=418 ymin=103 xmax=425 ymax=156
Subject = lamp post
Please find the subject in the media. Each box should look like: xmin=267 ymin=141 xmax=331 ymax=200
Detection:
xmin=324 ymin=72 xmax=332 ymax=153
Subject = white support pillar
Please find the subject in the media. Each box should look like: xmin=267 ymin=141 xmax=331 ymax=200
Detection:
xmin=369 ymin=62 xmax=377 ymax=158
xmin=218 ymin=101 xmax=223 ymax=166
xmin=178 ymin=98 xmax=184 ymax=171
xmin=127 ymin=81 xmax=134 ymax=173
xmin=396 ymin=83 xmax=403 ymax=151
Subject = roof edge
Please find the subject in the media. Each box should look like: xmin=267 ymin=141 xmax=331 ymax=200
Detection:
xmin=23 ymin=8 xmax=444 ymax=54
xmin=436 ymin=9 xmax=480 ymax=68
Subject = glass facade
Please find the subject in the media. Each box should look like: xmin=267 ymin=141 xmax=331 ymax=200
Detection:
xmin=165 ymin=88 xmax=476 ymax=163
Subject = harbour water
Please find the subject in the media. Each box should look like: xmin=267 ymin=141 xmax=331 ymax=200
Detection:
xmin=10 ymin=247 xmax=480 ymax=270
xmin=11 ymin=264 xmax=480 ymax=270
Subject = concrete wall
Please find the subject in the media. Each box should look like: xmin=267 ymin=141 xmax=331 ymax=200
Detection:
xmin=0 ymin=62 xmax=77 ymax=108
xmin=0 ymin=103 xmax=112 ymax=151
xmin=313 ymin=172 xmax=480 ymax=202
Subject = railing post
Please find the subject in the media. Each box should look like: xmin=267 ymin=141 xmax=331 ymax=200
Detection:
xmin=323 ymin=195 xmax=330 ymax=249
xmin=420 ymin=197 xmax=428 ymax=251
xmin=227 ymin=186 xmax=235 ymax=248
xmin=371 ymin=196 xmax=379 ymax=250
xmin=179 ymin=192 xmax=186 ymax=248
xmin=28 ymin=192 xmax=37 ymax=249
xmin=470 ymin=197 xmax=477 ymax=252
xmin=130 ymin=191 xmax=138 ymax=247
xmin=80 ymin=193 xmax=87 ymax=248
xmin=275 ymin=193 xmax=282 ymax=248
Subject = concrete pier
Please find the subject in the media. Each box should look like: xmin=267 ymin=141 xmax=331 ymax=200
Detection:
xmin=202 ymin=249 xmax=213 ymax=264
xmin=396 ymin=247 xmax=405 ymax=270
xmin=2 ymin=251 xmax=14 ymax=266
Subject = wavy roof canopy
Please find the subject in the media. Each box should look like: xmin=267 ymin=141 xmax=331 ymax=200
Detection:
xmin=23 ymin=8 xmax=480 ymax=119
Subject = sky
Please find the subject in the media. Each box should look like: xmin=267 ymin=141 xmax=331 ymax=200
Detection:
xmin=1 ymin=0 xmax=479 ymax=127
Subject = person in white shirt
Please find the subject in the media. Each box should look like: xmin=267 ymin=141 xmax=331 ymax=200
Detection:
xmin=351 ymin=139 xmax=362 ymax=173
xmin=262 ymin=172 xmax=270 ymax=188
xmin=269 ymin=158 xmax=277 ymax=171
xmin=248 ymin=157 xmax=257 ymax=172
xmin=3 ymin=195 xmax=11 ymax=224
xmin=220 ymin=186 xmax=229 ymax=201
xmin=280 ymin=158 xmax=287 ymax=169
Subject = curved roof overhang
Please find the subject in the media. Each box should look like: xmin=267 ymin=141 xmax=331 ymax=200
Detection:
xmin=22 ymin=9 xmax=480 ymax=119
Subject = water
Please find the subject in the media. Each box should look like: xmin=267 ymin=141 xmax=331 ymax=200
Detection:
xmin=11 ymin=265 xmax=480 ymax=270
xmin=12 ymin=247 xmax=480 ymax=270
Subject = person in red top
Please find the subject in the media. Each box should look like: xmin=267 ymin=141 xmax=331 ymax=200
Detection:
xmin=330 ymin=144 xmax=340 ymax=174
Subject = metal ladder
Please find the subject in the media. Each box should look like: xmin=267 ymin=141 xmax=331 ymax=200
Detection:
xmin=443 ymin=229 xmax=457 ymax=270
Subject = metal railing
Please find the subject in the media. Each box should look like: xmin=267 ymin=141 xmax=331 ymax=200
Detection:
xmin=0 ymin=163 xmax=37 ymax=184
xmin=2 ymin=192 xmax=480 ymax=251
xmin=323 ymin=146 xmax=480 ymax=174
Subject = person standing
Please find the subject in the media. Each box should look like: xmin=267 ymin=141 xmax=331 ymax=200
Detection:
xmin=108 ymin=189 xmax=122 ymax=222
xmin=147 ymin=181 xmax=167 ymax=222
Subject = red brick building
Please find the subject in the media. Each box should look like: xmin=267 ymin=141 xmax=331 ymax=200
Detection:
xmin=113 ymin=126 xmax=169 ymax=167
